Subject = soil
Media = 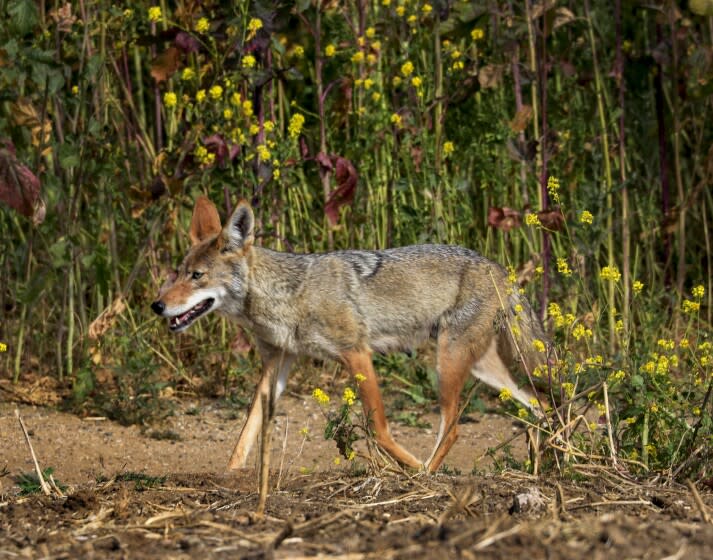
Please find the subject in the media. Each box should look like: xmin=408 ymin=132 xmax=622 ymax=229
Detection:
xmin=2 ymin=389 xmax=713 ymax=558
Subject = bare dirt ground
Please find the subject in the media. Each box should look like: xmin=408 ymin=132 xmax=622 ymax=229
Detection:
xmin=2 ymin=389 xmax=713 ymax=558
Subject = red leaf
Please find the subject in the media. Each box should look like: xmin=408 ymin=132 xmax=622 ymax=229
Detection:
xmin=537 ymin=207 xmax=565 ymax=231
xmin=230 ymin=328 xmax=252 ymax=357
xmin=150 ymin=47 xmax=180 ymax=83
xmin=487 ymin=206 xmax=521 ymax=232
xmin=0 ymin=142 xmax=43 ymax=223
xmin=325 ymin=156 xmax=358 ymax=226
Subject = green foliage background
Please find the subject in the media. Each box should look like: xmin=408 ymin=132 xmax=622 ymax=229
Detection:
xmin=1 ymin=0 xmax=712 ymax=477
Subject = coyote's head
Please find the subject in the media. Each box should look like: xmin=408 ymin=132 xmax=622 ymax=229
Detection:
xmin=151 ymin=197 xmax=254 ymax=332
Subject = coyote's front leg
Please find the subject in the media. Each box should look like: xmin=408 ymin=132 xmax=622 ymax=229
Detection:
xmin=227 ymin=350 xmax=294 ymax=470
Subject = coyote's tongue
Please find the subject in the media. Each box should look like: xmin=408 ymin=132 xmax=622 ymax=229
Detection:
xmin=169 ymin=298 xmax=214 ymax=330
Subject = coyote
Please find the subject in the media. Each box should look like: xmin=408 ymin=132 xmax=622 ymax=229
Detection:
xmin=152 ymin=197 xmax=546 ymax=473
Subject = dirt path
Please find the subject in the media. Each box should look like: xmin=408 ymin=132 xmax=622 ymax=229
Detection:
xmin=1 ymin=395 xmax=524 ymax=485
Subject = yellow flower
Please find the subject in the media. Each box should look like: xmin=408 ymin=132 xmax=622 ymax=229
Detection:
xmin=407 ymin=14 xmax=418 ymax=25
xmin=451 ymin=61 xmax=465 ymax=71
xmin=608 ymin=370 xmax=626 ymax=382
xmin=248 ymin=17 xmax=263 ymax=33
xmin=633 ymin=280 xmax=644 ymax=294
xmin=209 ymin=85 xmax=223 ymax=100
xmin=532 ymin=339 xmax=546 ymax=353
xmin=273 ymin=168 xmax=280 ymax=180
xmin=693 ymin=285 xmax=705 ymax=299
xmin=0 ymin=342 xmax=7 ymax=352
xmin=679 ymin=338 xmax=689 ymax=349
xmin=366 ymin=26 xmax=376 ymax=38
xmin=355 ymin=373 xmax=367 ymax=384
xmin=230 ymin=92 xmax=242 ymax=106
xmin=195 ymin=17 xmax=210 ymax=33
xmin=357 ymin=36 xmax=366 ymax=47
xmin=535 ymin=266 xmax=544 ymax=275
xmin=325 ymin=44 xmax=336 ymax=57
xmin=367 ymin=53 xmax=377 ymax=65
xmin=528 ymin=397 xmax=539 ymax=408
xmin=371 ymin=40 xmax=381 ymax=51
xmin=390 ymin=113 xmax=402 ymax=127
xmin=148 ymin=6 xmax=162 ymax=22
xmin=572 ymin=324 xmax=591 ymax=341
xmin=342 ymin=387 xmax=357 ymax=406
xmin=547 ymin=176 xmax=560 ymax=202
xmin=392 ymin=76 xmax=402 ymax=87
xmin=411 ymin=76 xmax=422 ymax=88
xmin=649 ymin=402 xmax=659 ymax=413
xmin=471 ymin=27 xmax=485 ymax=41
xmin=257 ymin=144 xmax=271 ymax=162
xmin=517 ymin=408 xmax=529 ymax=419
xmin=195 ymin=89 xmax=206 ymax=103
xmin=371 ymin=92 xmax=381 ymax=102
xmin=579 ymin=210 xmax=593 ymax=224
xmin=561 ymin=383 xmax=575 ymax=398
xmin=441 ymin=141 xmax=454 ymax=157
xmin=264 ymin=120 xmax=275 ymax=132
xmin=123 ymin=9 xmax=133 ymax=18
xmin=499 ymin=387 xmax=512 ymax=401
xmin=288 ymin=113 xmax=305 ymax=139
xmin=333 ymin=456 xmax=341 ymax=465
xmin=401 ymin=61 xmax=414 ymax=76
xmin=351 ymin=51 xmax=365 ymax=63
xmin=525 ymin=213 xmax=540 ymax=227
xmin=163 ymin=92 xmax=177 ymax=108
xmin=347 ymin=450 xmax=356 ymax=461
xmin=312 ymin=388 xmax=330 ymax=405
xmin=249 ymin=123 xmax=260 ymax=135
xmin=181 ymin=67 xmax=195 ymax=81
xmin=300 ymin=427 xmax=309 ymax=437
xmin=557 ymin=258 xmax=572 ymax=277
xmin=382 ymin=0 xmax=391 ymax=5
xmin=615 ymin=319 xmax=624 ymax=332
xmin=293 ymin=45 xmax=304 ymax=58
xmin=71 ymin=85 xmax=79 ymax=95
xmin=451 ymin=50 xmax=462 ymax=60
xmin=396 ymin=6 xmax=405 ymax=16
xmin=242 ymin=54 xmax=256 ymax=68
xmin=363 ymin=78 xmax=374 ymax=89
xmin=683 ymin=299 xmax=700 ymax=314
xmin=242 ymin=99 xmax=254 ymax=117
xmin=600 ymin=265 xmax=621 ymax=282
xmin=422 ymin=4 xmax=433 ymax=14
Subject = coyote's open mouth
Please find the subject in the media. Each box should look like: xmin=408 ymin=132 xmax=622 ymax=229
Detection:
xmin=169 ymin=298 xmax=215 ymax=331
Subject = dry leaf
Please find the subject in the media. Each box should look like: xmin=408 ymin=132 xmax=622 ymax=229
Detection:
xmin=0 ymin=142 xmax=43 ymax=222
xmin=88 ymin=297 xmax=127 ymax=340
xmin=478 ymin=65 xmax=503 ymax=89
xmin=509 ymin=105 xmax=533 ymax=133
xmin=151 ymin=47 xmax=180 ymax=83
xmin=325 ymin=156 xmax=358 ymax=226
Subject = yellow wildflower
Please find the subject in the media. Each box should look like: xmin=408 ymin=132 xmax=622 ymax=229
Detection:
xmin=422 ymin=3 xmax=433 ymax=14
xmin=517 ymin=408 xmax=529 ymax=419
xmin=443 ymin=141 xmax=454 ymax=156
xmin=247 ymin=17 xmax=263 ymax=33
xmin=293 ymin=45 xmax=304 ymax=58
xmin=242 ymin=99 xmax=254 ymax=117
xmin=351 ymin=51 xmax=365 ymax=63
xmin=300 ymin=427 xmax=309 ymax=437
xmin=208 ymin=85 xmax=223 ymax=101
xmin=525 ymin=213 xmax=540 ymax=227
xmin=195 ymin=89 xmax=206 ymax=103
xmin=71 ymin=85 xmax=79 ymax=95
xmin=471 ymin=28 xmax=485 ymax=41
xmin=411 ymin=76 xmax=422 ymax=88
xmin=0 ymin=342 xmax=7 ymax=352
xmin=396 ymin=6 xmax=406 ymax=16
xmin=579 ymin=210 xmax=593 ymax=224
xmin=557 ymin=258 xmax=572 ymax=277
xmin=334 ymin=456 xmax=341 ymax=465
xmin=288 ymin=113 xmax=305 ymax=139
xmin=257 ymin=144 xmax=271 ymax=162
xmin=499 ymin=388 xmax=512 ymax=401
xmin=312 ymin=388 xmax=330 ymax=405
xmin=195 ymin=17 xmax=210 ymax=33
xmin=148 ymin=6 xmax=162 ymax=22
xmin=366 ymin=26 xmax=376 ymax=38
xmin=342 ymin=387 xmax=357 ymax=406
xmin=264 ymin=120 xmax=275 ymax=132
xmin=249 ymin=123 xmax=260 ymax=135
xmin=242 ymin=54 xmax=256 ymax=68
xmin=401 ymin=61 xmax=414 ymax=76
xmin=355 ymin=373 xmax=367 ymax=384
xmin=532 ymin=339 xmax=546 ymax=353
xmin=223 ymin=108 xmax=233 ymax=120
xmin=633 ymin=280 xmax=644 ymax=294
xmin=693 ymin=285 xmax=705 ymax=299
xmin=683 ymin=299 xmax=700 ymax=314
xmin=600 ymin=265 xmax=621 ymax=282
xmin=371 ymin=92 xmax=382 ymax=102
xmin=181 ymin=68 xmax=195 ymax=81
xmin=325 ymin=44 xmax=336 ymax=57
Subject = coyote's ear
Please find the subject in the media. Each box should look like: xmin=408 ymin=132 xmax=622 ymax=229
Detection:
xmin=223 ymin=200 xmax=254 ymax=252
xmin=190 ymin=197 xmax=222 ymax=246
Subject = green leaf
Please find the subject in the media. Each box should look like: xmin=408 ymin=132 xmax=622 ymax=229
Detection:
xmin=7 ymin=0 xmax=39 ymax=36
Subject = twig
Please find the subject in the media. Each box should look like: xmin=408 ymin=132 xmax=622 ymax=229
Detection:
xmin=474 ymin=522 xmax=522 ymax=550
xmin=15 ymin=409 xmax=51 ymax=496
xmin=603 ymin=382 xmax=618 ymax=466
xmin=686 ymin=480 xmax=712 ymax=525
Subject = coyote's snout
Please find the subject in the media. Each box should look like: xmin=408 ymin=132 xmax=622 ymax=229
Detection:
xmin=153 ymin=197 xmax=547 ymax=473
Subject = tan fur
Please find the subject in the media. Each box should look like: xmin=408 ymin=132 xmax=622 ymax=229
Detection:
xmin=152 ymin=198 xmax=547 ymax=473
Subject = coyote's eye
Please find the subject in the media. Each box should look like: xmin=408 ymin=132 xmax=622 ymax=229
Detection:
xmin=191 ymin=271 xmax=204 ymax=280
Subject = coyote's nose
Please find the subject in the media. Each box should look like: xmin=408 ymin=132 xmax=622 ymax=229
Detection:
xmin=151 ymin=301 xmax=166 ymax=315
